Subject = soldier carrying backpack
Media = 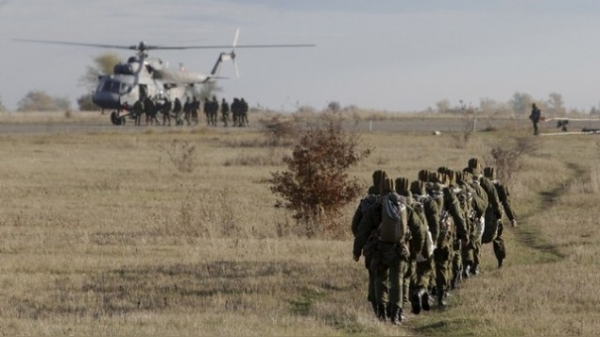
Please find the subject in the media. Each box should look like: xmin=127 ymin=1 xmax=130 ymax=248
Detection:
xmin=350 ymin=169 xmax=387 ymax=317
xmin=353 ymin=177 xmax=428 ymax=325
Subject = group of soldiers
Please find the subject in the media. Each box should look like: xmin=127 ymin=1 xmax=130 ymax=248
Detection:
xmin=352 ymin=158 xmax=517 ymax=325
xmin=129 ymin=96 xmax=250 ymax=127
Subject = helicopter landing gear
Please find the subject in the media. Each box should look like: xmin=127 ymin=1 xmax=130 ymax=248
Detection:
xmin=110 ymin=111 xmax=124 ymax=125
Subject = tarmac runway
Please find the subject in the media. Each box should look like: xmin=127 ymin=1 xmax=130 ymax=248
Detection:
xmin=0 ymin=113 xmax=544 ymax=136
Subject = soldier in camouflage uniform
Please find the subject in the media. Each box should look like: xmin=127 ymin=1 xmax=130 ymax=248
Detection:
xmin=443 ymin=169 xmax=470 ymax=289
xmin=435 ymin=168 xmax=469 ymax=301
xmin=407 ymin=177 xmax=436 ymax=315
xmin=173 ymin=97 xmax=183 ymax=126
xmin=351 ymin=170 xmax=388 ymax=316
xmin=221 ymin=98 xmax=230 ymax=127
xmin=353 ymin=178 xmax=427 ymax=325
xmin=132 ymin=97 xmax=145 ymax=126
xmin=393 ymin=177 xmax=415 ymax=313
xmin=483 ymin=166 xmax=518 ymax=268
xmin=463 ymin=158 xmax=503 ymax=275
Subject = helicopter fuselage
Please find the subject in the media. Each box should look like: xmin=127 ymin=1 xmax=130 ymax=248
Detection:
xmin=91 ymin=56 xmax=211 ymax=112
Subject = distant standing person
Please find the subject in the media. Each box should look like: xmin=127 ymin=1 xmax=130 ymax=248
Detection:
xmin=530 ymin=103 xmax=541 ymax=135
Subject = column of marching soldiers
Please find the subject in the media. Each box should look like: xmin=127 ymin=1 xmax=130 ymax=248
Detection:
xmin=352 ymin=158 xmax=517 ymax=325
xmin=129 ymin=95 xmax=250 ymax=127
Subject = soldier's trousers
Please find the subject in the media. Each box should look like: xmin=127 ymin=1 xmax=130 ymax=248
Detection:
xmin=492 ymin=221 xmax=507 ymax=262
xmin=462 ymin=236 xmax=481 ymax=268
xmin=412 ymin=258 xmax=433 ymax=292
xmin=371 ymin=243 xmax=408 ymax=308
xmin=434 ymin=240 xmax=452 ymax=291
xmin=365 ymin=253 xmax=387 ymax=304
xmin=452 ymin=239 xmax=462 ymax=285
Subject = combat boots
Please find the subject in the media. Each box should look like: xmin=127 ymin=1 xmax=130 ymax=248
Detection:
xmin=411 ymin=288 xmax=425 ymax=315
xmin=437 ymin=289 xmax=448 ymax=307
xmin=422 ymin=290 xmax=431 ymax=311
xmin=376 ymin=303 xmax=387 ymax=322
xmin=470 ymin=263 xmax=480 ymax=276
xmin=370 ymin=300 xmax=377 ymax=317
xmin=388 ymin=304 xmax=403 ymax=325
xmin=462 ymin=263 xmax=471 ymax=279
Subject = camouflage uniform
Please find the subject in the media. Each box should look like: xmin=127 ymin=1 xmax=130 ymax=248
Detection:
xmin=483 ymin=167 xmax=517 ymax=268
xmin=435 ymin=168 xmax=469 ymax=299
xmin=191 ymin=97 xmax=200 ymax=125
xmin=354 ymin=178 xmax=427 ymax=324
xmin=173 ymin=98 xmax=183 ymax=126
xmin=350 ymin=170 xmax=387 ymax=315
xmin=132 ymin=98 xmax=145 ymax=126
xmin=240 ymin=98 xmax=249 ymax=127
xmin=463 ymin=158 xmax=503 ymax=275
xmin=161 ymin=98 xmax=172 ymax=126
xmin=221 ymin=98 xmax=230 ymax=127
xmin=406 ymin=179 xmax=436 ymax=315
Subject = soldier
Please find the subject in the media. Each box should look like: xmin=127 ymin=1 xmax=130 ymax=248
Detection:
xmin=463 ymin=158 xmax=503 ymax=275
xmin=132 ymin=97 xmax=145 ymax=126
xmin=183 ymin=97 xmax=192 ymax=126
xmin=353 ymin=178 xmax=427 ymax=325
xmin=530 ymin=103 xmax=542 ymax=135
xmin=483 ymin=167 xmax=518 ymax=268
xmin=443 ymin=168 xmax=472 ymax=289
xmin=161 ymin=97 xmax=172 ymax=126
xmin=240 ymin=98 xmax=249 ymax=127
xmin=221 ymin=98 xmax=230 ymax=127
xmin=231 ymin=98 xmax=240 ymax=127
xmin=433 ymin=168 xmax=468 ymax=304
xmin=393 ymin=177 xmax=414 ymax=312
xmin=396 ymin=177 xmax=434 ymax=316
xmin=173 ymin=97 xmax=183 ymax=126
xmin=191 ymin=96 xmax=200 ymax=125
xmin=144 ymin=96 xmax=159 ymax=125
xmin=210 ymin=96 xmax=219 ymax=126
xmin=351 ymin=170 xmax=388 ymax=316
xmin=203 ymin=97 xmax=211 ymax=126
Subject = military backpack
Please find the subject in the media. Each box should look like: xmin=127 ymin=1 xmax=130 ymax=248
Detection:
xmin=378 ymin=193 xmax=408 ymax=243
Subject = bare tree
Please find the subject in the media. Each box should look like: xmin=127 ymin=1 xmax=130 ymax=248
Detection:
xmin=509 ymin=92 xmax=534 ymax=115
xmin=547 ymin=92 xmax=566 ymax=116
xmin=18 ymin=91 xmax=69 ymax=112
xmin=78 ymin=52 xmax=121 ymax=91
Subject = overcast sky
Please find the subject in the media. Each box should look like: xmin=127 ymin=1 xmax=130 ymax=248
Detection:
xmin=2 ymin=0 xmax=600 ymax=112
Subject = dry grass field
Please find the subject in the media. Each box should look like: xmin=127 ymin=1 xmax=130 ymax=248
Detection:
xmin=0 ymin=111 xmax=599 ymax=336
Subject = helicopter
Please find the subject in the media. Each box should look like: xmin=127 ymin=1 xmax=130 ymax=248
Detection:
xmin=14 ymin=30 xmax=314 ymax=125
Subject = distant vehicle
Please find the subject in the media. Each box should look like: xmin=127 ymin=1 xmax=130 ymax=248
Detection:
xmin=14 ymin=30 xmax=314 ymax=125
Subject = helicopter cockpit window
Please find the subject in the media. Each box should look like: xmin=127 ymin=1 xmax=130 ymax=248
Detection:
xmin=101 ymin=81 xmax=112 ymax=93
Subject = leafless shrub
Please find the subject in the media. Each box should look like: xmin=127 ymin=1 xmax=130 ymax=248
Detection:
xmin=157 ymin=139 xmax=197 ymax=173
xmin=451 ymin=106 xmax=476 ymax=148
xmin=268 ymin=112 xmax=371 ymax=237
xmin=488 ymin=136 xmax=540 ymax=186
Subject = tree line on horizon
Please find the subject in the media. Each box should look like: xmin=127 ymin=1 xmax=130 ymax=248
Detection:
xmin=1 ymin=52 xmax=598 ymax=116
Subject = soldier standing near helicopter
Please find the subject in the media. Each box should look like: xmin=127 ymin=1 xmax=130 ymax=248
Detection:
xmin=183 ymin=97 xmax=192 ymax=126
xmin=161 ymin=97 xmax=172 ymax=126
xmin=240 ymin=98 xmax=249 ymax=127
xmin=231 ymin=98 xmax=240 ymax=127
xmin=133 ymin=97 xmax=145 ymax=126
xmin=173 ymin=97 xmax=183 ymax=126
xmin=221 ymin=98 xmax=230 ymax=127
xmin=191 ymin=96 xmax=200 ymax=125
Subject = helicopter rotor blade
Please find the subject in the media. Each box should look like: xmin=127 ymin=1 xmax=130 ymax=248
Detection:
xmin=13 ymin=38 xmax=314 ymax=51
xmin=12 ymin=38 xmax=136 ymax=50
xmin=152 ymin=44 xmax=315 ymax=50
xmin=233 ymin=28 xmax=240 ymax=48
xmin=232 ymin=28 xmax=239 ymax=78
